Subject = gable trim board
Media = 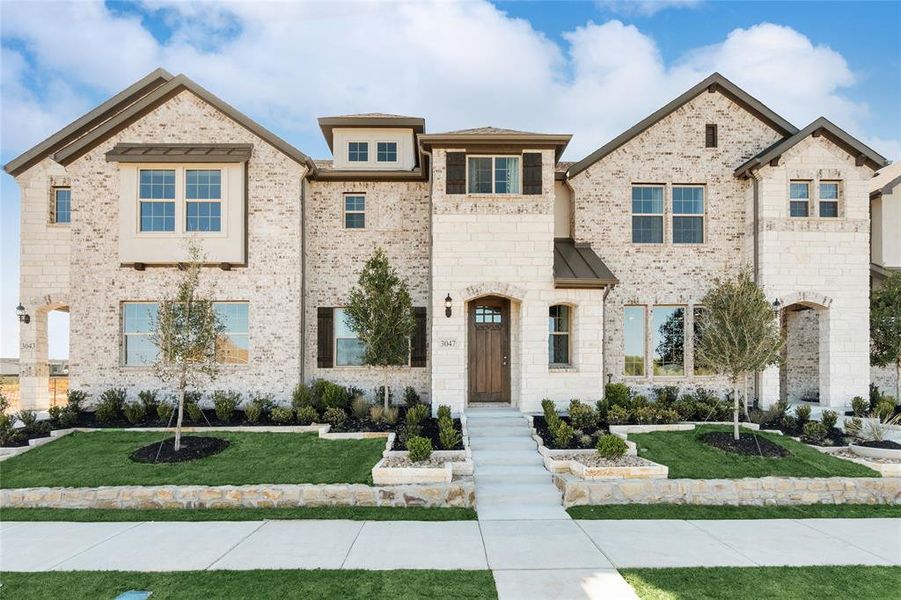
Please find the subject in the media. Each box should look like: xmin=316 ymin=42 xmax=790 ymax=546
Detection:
xmin=566 ymin=72 xmax=799 ymax=179
xmin=3 ymin=68 xmax=174 ymax=176
xmin=735 ymin=117 xmax=889 ymax=177
xmin=870 ymin=173 xmax=901 ymax=199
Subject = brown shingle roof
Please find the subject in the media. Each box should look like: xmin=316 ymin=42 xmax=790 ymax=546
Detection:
xmin=432 ymin=126 xmax=547 ymax=136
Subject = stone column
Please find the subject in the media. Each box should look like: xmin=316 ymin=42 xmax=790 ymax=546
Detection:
xmin=17 ymin=308 xmax=50 ymax=410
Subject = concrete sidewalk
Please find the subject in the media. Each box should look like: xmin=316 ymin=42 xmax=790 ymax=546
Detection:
xmin=1 ymin=518 xmax=898 ymax=599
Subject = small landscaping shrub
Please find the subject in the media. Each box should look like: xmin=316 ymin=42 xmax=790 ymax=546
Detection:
xmin=579 ymin=433 xmax=592 ymax=447
xmin=184 ymin=391 xmax=203 ymax=407
xmin=67 ymin=389 xmax=88 ymax=411
xmin=801 ymin=421 xmax=828 ymax=444
xmin=656 ymin=408 xmax=681 ymax=424
xmin=185 ymin=399 xmax=204 ymax=423
xmin=291 ymin=383 xmax=314 ymax=412
xmin=403 ymin=386 xmax=421 ymax=407
xmin=844 ymin=417 xmax=863 ymax=439
xmin=758 ymin=399 xmax=788 ymax=426
xmin=550 ymin=419 xmax=574 ymax=449
xmin=323 ymin=406 xmax=347 ymax=427
xmin=634 ymin=405 xmax=655 ymax=425
xmin=405 ymin=404 xmax=429 ymax=438
xmin=373 ymin=385 xmax=395 ymax=406
xmin=351 ymin=396 xmax=370 ymax=420
xmin=156 ymin=399 xmax=175 ymax=423
xmin=694 ymin=388 xmax=729 ymax=421
xmin=596 ymin=434 xmax=628 ymax=460
xmin=794 ymin=404 xmax=812 ymax=424
xmin=296 ymin=406 xmax=319 ymax=425
xmin=212 ymin=390 xmax=241 ymax=423
xmin=632 ymin=394 xmax=650 ymax=411
xmin=383 ymin=406 xmax=399 ymax=425
xmin=369 ymin=405 xmax=384 ymax=423
xmin=781 ymin=415 xmax=799 ymax=434
xmin=322 ymin=382 xmax=350 ymax=411
xmin=0 ymin=411 xmax=23 ymax=446
xmin=604 ymin=383 xmax=630 ymax=407
xmin=16 ymin=410 xmax=37 ymax=427
xmin=138 ymin=390 xmax=159 ymax=416
xmin=244 ymin=400 xmax=263 ymax=423
xmin=406 ymin=435 xmax=432 ymax=462
xmin=607 ymin=404 xmax=631 ymax=425
xmin=595 ymin=398 xmax=609 ymax=423
xmin=653 ymin=386 xmax=679 ymax=407
xmin=542 ymin=398 xmax=558 ymax=420
xmin=875 ymin=398 xmax=896 ymax=421
xmin=47 ymin=405 xmax=64 ymax=425
xmin=438 ymin=411 xmax=460 ymax=450
xmin=437 ymin=405 xmax=452 ymax=421
xmin=869 ymin=384 xmax=882 ymax=412
xmin=568 ymin=399 xmax=597 ymax=431
xmin=821 ymin=409 xmax=838 ymax=430
xmin=674 ymin=394 xmax=698 ymax=421
xmin=270 ymin=406 xmax=294 ymax=424
xmin=851 ymin=396 xmax=868 ymax=417
xmin=95 ymin=388 xmax=126 ymax=423
xmin=122 ymin=401 xmax=146 ymax=424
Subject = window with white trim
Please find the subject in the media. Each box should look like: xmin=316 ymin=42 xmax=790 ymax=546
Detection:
xmin=377 ymin=142 xmax=397 ymax=162
xmin=335 ymin=308 xmax=365 ymax=366
xmin=467 ymin=156 xmax=520 ymax=194
xmin=652 ymin=306 xmax=685 ymax=376
xmin=672 ymin=186 xmax=704 ymax=244
xmin=789 ymin=181 xmax=810 ymax=217
xmin=348 ymin=142 xmax=368 ymax=162
xmin=344 ymin=194 xmax=365 ymax=229
xmin=819 ymin=182 xmax=839 ymax=218
xmin=548 ymin=305 xmax=571 ymax=366
xmin=632 ymin=186 xmax=664 ymax=243
xmin=185 ymin=169 xmax=222 ymax=232
xmin=139 ymin=169 xmax=176 ymax=232
xmin=52 ymin=187 xmax=71 ymax=224
xmin=624 ymin=306 xmax=646 ymax=376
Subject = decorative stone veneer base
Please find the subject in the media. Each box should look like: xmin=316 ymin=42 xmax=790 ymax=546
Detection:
xmin=554 ymin=473 xmax=901 ymax=506
xmin=1 ymin=481 xmax=476 ymax=510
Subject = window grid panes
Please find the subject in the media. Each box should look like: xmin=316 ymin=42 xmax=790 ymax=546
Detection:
xmin=140 ymin=201 xmax=175 ymax=232
xmin=624 ymin=306 xmax=646 ymax=376
xmin=789 ymin=181 xmax=810 ymax=217
xmin=494 ymin=157 xmax=521 ymax=194
xmin=54 ymin=188 xmax=71 ymax=224
xmin=467 ymin=157 xmax=493 ymax=193
xmin=215 ymin=303 xmax=249 ymax=364
xmin=672 ymin=186 xmax=704 ymax=244
xmin=139 ymin=169 xmax=176 ymax=231
xmin=335 ymin=308 xmax=365 ymax=366
xmin=632 ymin=186 xmax=664 ymax=243
xmin=692 ymin=307 xmax=715 ymax=376
xmin=474 ymin=306 xmax=502 ymax=324
xmin=819 ymin=182 xmax=839 ymax=218
xmin=377 ymin=142 xmax=397 ymax=162
xmin=348 ymin=142 xmax=368 ymax=162
xmin=467 ymin=156 xmax=520 ymax=194
xmin=652 ymin=307 xmax=685 ymax=376
xmin=344 ymin=195 xmax=365 ymax=229
xmin=548 ymin=305 xmax=571 ymax=366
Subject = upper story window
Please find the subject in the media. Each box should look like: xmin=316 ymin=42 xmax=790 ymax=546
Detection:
xmin=672 ymin=186 xmax=704 ymax=244
xmin=789 ymin=181 xmax=810 ymax=217
xmin=377 ymin=142 xmax=397 ymax=162
xmin=631 ymin=186 xmax=664 ymax=243
xmin=548 ymin=305 xmax=571 ymax=366
xmin=348 ymin=142 xmax=368 ymax=162
xmin=185 ymin=169 xmax=222 ymax=232
xmin=335 ymin=308 xmax=365 ymax=366
xmin=819 ymin=182 xmax=839 ymax=218
xmin=705 ymin=124 xmax=718 ymax=148
xmin=52 ymin=187 xmax=71 ymax=224
xmin=467 ymin=156 xmax=521 ymax=194
xmin=624 ymin=305 xmax=646 ymax=376
xmin=139 ymin=169 xmax=176 ymax=232
xmin=344 ymin=194 xmax=366 ymax=229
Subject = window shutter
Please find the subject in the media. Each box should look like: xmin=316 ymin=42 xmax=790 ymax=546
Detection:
xmin=446 ymin=152 xmax=466 ymax=194
xmin=410 ymin=307 xmax=428 ymax=367
xmin=523 ymin=152 xmax=542 ymax=195
xmin=705 ymin=124 xmax=718 ymax=148
xmin=317 ymin=307 xmax=334 ymax=368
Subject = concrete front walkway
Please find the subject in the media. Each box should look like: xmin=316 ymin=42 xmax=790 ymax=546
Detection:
xmin=1 ymin=518 xmax=898 ymax=599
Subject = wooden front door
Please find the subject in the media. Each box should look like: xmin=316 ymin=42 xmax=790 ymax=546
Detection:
xmin=468 ymin=296 xmax=511 ymax=403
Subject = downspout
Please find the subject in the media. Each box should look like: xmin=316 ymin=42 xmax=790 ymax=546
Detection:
xmin=749 ymin=168 xmax=761 ymax=404
xmin=421 ymin=145 xmax=434 ymax=408
xmin=299 ymin=171 xmax=308 ymax=385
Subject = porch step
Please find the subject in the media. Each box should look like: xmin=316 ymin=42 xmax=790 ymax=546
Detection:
xmin=472 ymin=450 xmax=545 ymax=467
xmin=468 ymin=436 xmax=537 ymax=451
xmin=467 ymin=425 xmax=532 ymax=438
xmin=467 ymin=417 xmax=530 ymax=429
xmin=475 ymin=470 xmax=553 ymax=486
xmin=476 ymin=482 xmax=562 ymax=505
xmin=466 ymin=408 xmax=524 ymax=419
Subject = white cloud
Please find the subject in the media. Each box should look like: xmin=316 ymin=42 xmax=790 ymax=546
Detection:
xmin=596 ymin=0 xmax=703 ymax=17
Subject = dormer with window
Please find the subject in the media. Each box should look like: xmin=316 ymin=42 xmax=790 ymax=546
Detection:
xmin=316 ymin=114 xmax=425 ymax=174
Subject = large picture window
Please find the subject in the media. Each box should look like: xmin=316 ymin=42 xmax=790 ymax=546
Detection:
xmin=335 ymin=308 xmax=365 ymax=366
xmin=139 ymin=169 xmax=176 ymax=232
xmin=652 ymin=307 xmax=685 ymax=376
xmin=632 ymin=186 xmax=664 ymax=243
xmin=672 ymin=186 xmax=704 ymax=244
xmin=467 ymin=156 xmax=520 ymax=194
xmin=548 ymin=305 xmax=571 ymax=366
xmin=624 ymin=306 xmax=646 ymax=376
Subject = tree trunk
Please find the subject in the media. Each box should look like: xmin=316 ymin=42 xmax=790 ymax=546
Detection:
xmin=174 ymin=371 xmax=186 ymax=452
xmin=896 ymin=359 xmax=900 ymax=404
xmin=742 ymin=379 xmax=752 ymax=422
xmin=733 ymin=382 xmax=741 ymax=441
xmin=383 ymin=372 xmax=390 ymax=410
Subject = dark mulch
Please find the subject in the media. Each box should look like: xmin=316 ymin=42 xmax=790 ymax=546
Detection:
xmin=533 ymin=415 xmax=605 ymax=450
xmin=392 ymin=417 xmax=464 ymax=451
xmin=329 ymin=417 xmax=395 ymax=433
xmin=699 ymin=431 xmax=790 ymax=457
xmin=130 ymin=436 xmax=231 ymax=463
xmin=857 ymin=440 xmax=901 ymax=450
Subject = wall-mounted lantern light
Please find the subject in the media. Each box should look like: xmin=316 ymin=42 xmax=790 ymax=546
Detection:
xmin=607 ymin=373 xmax=613 ymax=385
xmin=772 ymin=298 xmax=782 ymax=313
xmin=16 ymin=303 xmax=31 ymax=324
xmin=444 ymin=294 xmax=453 ymax=318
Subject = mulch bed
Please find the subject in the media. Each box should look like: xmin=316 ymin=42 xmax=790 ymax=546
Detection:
xmin=857 ymin=440 xmax=901 ymax=450
xmin=699 ymin=431 xmax=790 ymax=458
xmin=392 ymin=418 xmax=464 ymax=451
xmin=130 ymin=436 xmax=231 ymax=463
xmin=533 ymin=415 xmax=605 ymax=450
xmin=328 ymin=417 xmax=395 ymax=433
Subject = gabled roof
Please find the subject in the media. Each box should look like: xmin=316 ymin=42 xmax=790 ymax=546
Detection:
xmin=317 ymin=114 xmax=426 ymax=152
xmin=567 ymin=72 xmax=799 ymax=178
xmin=553 ymin=238 xmax=618 ymax=288
xmin=734 ymin=117 xmax=888 ymax=177
xmin=3 ymin=68 xmax=174 ymax=176
xmin=869 ymin=162 xmax=901 ymax=197
xmin=52 ymin=74 xmax=315 ymax=171
xmin=419 ymin=128 xmax=572 ymax=160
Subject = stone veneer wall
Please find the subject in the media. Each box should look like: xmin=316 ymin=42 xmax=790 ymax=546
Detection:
xmin=1 ymin=481 xmax=475 ymax=509
xmin=783 ymin=309 xmax=820 ymax=402
xmin=555 ymin=473 xmax=901 ymax=506
xmin=871 ymin=365 xmax=899 ymax=401
xmin=65 ymin=90 xmax=305 ymax=404
xmin=303 ymin=178 xmax=431 ymax=401
xmin=568 ymin=90 xmax=784 ymax=399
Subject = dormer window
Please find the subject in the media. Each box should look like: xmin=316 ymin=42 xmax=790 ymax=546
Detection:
xmin=348 ymin=142 xmax=368 ymax=162
xmin=467 ymin=156 xmax=520 ymax=194
xmin=377 ymin=142 xmax=397 ymax=162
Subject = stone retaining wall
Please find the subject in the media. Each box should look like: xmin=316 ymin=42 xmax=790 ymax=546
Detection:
xmin=1 ymin=481 xmax=476 ymax=510
xmin=555 ymin=474 xmax=901 ymax=506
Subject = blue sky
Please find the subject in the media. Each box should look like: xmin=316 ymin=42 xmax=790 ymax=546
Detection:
xmin=1 ymin=0 xmax=899 ymax=359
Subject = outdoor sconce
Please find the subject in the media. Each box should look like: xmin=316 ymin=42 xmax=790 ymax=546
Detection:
xmin=772 ymin=298 xmax=782 ymax=313
xmin=607 ymin=373 xmax=613 ymax=385
xmin=444 ymin=294 xmax=453 ymax=318
xmin=16 ymin=303 xmax=30 ymax=324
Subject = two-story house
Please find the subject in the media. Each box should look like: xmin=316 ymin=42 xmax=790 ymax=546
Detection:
xmin=6 ymin=69 xmax=890 ymax=412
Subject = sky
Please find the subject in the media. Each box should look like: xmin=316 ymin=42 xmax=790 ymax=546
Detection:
xmin=1 ymin=0 xmax=899 ymax=359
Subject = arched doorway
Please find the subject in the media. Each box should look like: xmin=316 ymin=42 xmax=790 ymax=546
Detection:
xmin=779 ymin=298 xmax=829 ymax=404
xmin=17 ymin=301 xmax=69 ymax=410
xmin=468 ymin=296 xmax=511 ymax=404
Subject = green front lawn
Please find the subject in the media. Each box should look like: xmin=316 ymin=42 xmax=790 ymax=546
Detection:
xmin=622 ymin=566 xmax=900 ymax=600
xmin=0 ymin=506 xmax=477 ymax=522
xmin=568 ymin=503 xmax=901 ymax=520
xmin=0 ymin=431 xmax=385 ymax=488
xmin=630 ymin=426 xmax=879 ymax=479
xmin=0 ymin=570 xmax=497 ymax=600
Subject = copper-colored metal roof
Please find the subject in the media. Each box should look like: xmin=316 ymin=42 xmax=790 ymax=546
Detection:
xmin=553 ymin=238 xmax=618 ymax=288
xmin=105 ymin=143 xmax=253 ymax=163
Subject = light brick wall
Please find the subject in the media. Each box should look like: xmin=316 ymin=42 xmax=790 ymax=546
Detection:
xmin=568 ymin=90 xmax=784 ymax=399
xmin=303 ymin=178 xmax=431 ymax=401
xmin=64 ymin=90 xmax=305 ymax=406
xmin=783 ymin=309 xmax=820 ymax=402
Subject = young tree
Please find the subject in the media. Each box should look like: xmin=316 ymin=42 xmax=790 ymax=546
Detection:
xmin=344 ymin=248 xmax=416 ymax=409
xmin=871 ymin=272 xmax=901 ymax=402
xmin=695 ymin=271 xmax=784 ymax=440
xmin=151 ymin=243 xmax=224 ymax=451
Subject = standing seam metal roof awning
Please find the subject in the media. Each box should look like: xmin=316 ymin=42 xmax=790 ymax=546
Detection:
xmin=554 ymin=238 xmax=618 ymax=288
xmin=105 ymin=143 xmax=253 ymax=162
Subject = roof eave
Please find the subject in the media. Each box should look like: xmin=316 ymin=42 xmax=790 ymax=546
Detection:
xmin=317 ymin=116 xmax=426 ymax=153
xmin=419 ymin=133 xmax=572 ymax=160
xmin=553 ymin=278 xmax=618 ymax=289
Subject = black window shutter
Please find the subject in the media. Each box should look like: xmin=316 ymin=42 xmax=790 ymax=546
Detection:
xmin=523 ymin=152 xmax=542 ymax=195
xmin=705 ymin=124 xmax=718 ymax=148
xmin=410 ymin=307 xmax=428 ymax=367
xmin=446 ymin=152 xmax=466 ymax=194
xmin=317 ymin=307 xmax=334 ymax=368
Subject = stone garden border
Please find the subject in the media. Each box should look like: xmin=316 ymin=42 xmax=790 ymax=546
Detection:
xmin=372 ymin=418 xmax=473 ymax=484
xmin=812 ymin=445 xmax=901 ymax=477
xmin=850 ymin=443 xmax=901 ymax=461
